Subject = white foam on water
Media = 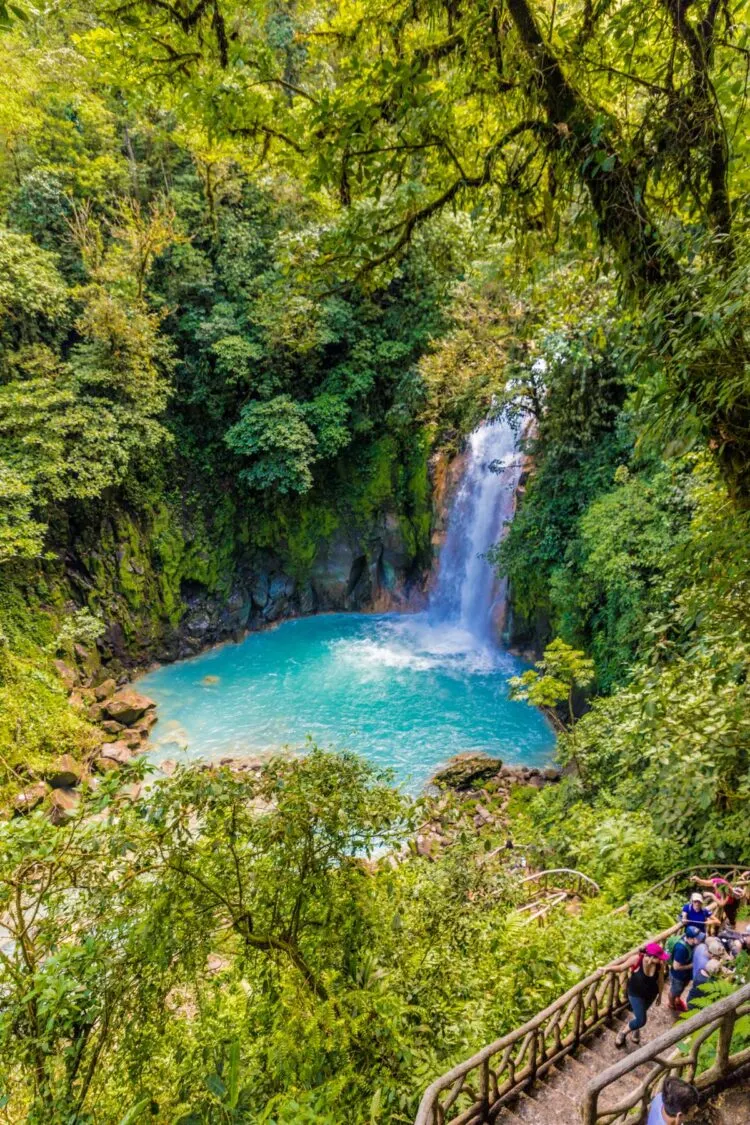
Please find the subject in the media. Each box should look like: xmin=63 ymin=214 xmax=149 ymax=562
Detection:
xmin=330 ymin=636 xmax=439 ymax=674
xmin=329 ymin=614 xmax=503 ymax=678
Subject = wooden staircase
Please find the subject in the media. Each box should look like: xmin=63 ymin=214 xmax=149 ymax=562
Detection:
xmin=492 ymin=1000 xmax=673 ymax=1124
xmin=414 ymin=865 xmax=750 ymax=1125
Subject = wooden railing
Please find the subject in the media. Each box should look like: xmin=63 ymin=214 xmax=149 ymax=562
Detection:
xmin=413 ymin=923 xmax=680 ymax=1125
xmin=520 ymin=868 xmax=601 ymax=900
xmin=581 ymin=980 xmax=750 ymax=1124
xmin=515 ymin=869 xmax=601 ymax=923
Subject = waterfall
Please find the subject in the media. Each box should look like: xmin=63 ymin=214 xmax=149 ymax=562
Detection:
xmin=429 ymin=419 xmax=522 ymax=644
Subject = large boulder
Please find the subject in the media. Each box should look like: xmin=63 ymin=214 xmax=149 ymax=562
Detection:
xmin=103 ymin=690 xmax=155 ymax=726
xmin=250 ymin=573 xmax=269 ymax=609
xmin=218 ymin=588 xmax=252 ymax=634
xmin=93 ymin=756 xmax=120 ymax=774
xmin=47 ymin=787 xmax=79 ymax=825
xmin=53 ymin=660 xmax=78 ymax=692
xmin=73 ymin=642 xmax=101 ymax=681
xmin=431 ymin=752 xmax=503 ymax=791
xmin=131 ymin=711 xmax=157 ymax=739
xmin=98 ymin=740 xmax=134 ymax=765
xmin=45 ymin=754 xmax=84 ymax=789
xmin=94 ymin=678 xmax=117 ymax=702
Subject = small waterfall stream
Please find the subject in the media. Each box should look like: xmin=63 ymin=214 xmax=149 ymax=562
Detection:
xmin=430 ymin=419 xmax=522 ymax=644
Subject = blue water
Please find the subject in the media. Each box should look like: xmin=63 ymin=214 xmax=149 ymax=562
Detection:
xmin=139 ymin=612 xmax=554 ymax=791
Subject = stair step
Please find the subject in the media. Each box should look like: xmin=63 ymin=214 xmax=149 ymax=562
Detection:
xmin=491 ymin=1009 xmax=681 ymax=1125
xmin=511 ymin=1088 xmax=580 ymax=1125
xmin=545 ymin=1058 xmax=594 ymax=1103
xmin=494 ymin=1109 xmax=525 ymax=1123
xmin=561 ymin=1052 xmax=591 ymax=1076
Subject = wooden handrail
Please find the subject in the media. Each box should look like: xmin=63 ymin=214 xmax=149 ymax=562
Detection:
xmin=581 ymin=980 xmax=750 ymax=1124
xmin=413 ymin=923 xmax=679 ymax=1125
xmin=520 ymin=868 xmax=601 ymax=898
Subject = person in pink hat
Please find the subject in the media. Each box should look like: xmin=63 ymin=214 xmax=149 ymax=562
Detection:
xmin=609 ymin=941 xmax=669 ymax=1048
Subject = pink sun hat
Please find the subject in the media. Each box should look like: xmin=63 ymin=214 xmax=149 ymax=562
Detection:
xmin=643 ymin=942 xmax=670 ymax=961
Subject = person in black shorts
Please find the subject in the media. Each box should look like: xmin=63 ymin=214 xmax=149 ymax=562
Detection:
xmin=610 ymin=941 xmax=669 ymax=1048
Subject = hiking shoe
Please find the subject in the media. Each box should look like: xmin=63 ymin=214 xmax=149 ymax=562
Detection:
xmin=615 ymin=1030 xmax=627 ymax=1048
xmin=631 ymin=1029 xmax=641 ymax=1045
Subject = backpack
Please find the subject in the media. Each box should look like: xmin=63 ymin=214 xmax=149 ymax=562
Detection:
xmin=666 ymin=932 xmax=686 ymax=970
xmin=665 ymin=936 xmax=683 ymax=963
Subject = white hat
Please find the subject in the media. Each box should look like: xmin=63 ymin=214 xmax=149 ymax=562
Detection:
xmin=690 ymin=891 xmax=704 ymax=902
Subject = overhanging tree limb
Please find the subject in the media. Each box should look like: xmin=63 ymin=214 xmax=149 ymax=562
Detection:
xmin=336 ymin=120 xmax=552 ymax=284
xmin=505 ymin=0 xmax=677 ymax=285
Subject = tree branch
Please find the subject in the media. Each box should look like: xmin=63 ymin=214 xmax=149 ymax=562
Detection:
xmin=229 ymin=124 xmax=305 ymax=155
xmin=336 ymin=122 xmax=549 ymax=283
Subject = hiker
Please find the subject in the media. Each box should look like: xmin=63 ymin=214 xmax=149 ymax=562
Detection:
xmin=680 ymin=891 xmax=713 ymax=932
xmin=612 ymin=941 xmax=669 ymax=1048
xmin=717 ymin=928 xmax=750 ymax=956
xmin=693 ymin=875 xmax=744 ymax=928
xmin=647 ymin=1077 xmax=699 ymax=1124
xmin=667 ymin=925 xmax=702 ymax=1012
xmin=687 ymin=935 xmax=726 ymax=1008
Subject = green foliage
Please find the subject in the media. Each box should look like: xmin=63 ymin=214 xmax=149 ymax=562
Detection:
xmin=53 ymin=607 xmax=105 ymax=654
xmin=1 ymin=5 xmax=750 ymax=1120
xmin=0 ymin=754 xmax=677 ymax=1122
xmin=549 ymin=461 xmax=696 ymax=687
xmin=0 ymin=219 xmax=174 ymax=561
xmin=510 ymin=639 xmax=594 ymax=714
xmin=0 ymin=581 xmax=97 ymax=794
xmin=226 ymin=395 xmax=319 ymax=494
xmin=492 ymin=305 xmax=630 ymax=668
xmin=90 ymin=0 xmax=750 ymax=488
xmin=501 ymin=326 xmax=750 ymax=879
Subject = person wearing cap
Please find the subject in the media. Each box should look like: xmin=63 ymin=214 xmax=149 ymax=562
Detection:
xmin=611 ymin=942 xmax=669 ymax=1048
xmin=680 ymin=891 xmax=713 ymax=932
xmin=687 ymin=936 xmax=727 ymax=1008
xmin=667 ymin=926 xmax=702 ymax=1012
xmin=693 ymin=875 xmax=744 ymax=928
xmin=647 ymin=1076 xmax=699 ymax=1124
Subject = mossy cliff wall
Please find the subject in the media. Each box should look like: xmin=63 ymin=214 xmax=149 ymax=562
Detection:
xmin=21 ymin=431 xmax=434 ymax=665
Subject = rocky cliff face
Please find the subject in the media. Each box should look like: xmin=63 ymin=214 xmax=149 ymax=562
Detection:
xmin=163 ymin=514 xmax=425 ymax=665
xmin=57 ymin=448 xmax=433 ymax=674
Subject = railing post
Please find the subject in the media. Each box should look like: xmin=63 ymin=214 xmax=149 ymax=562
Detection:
xmin=580 ymin=1085 xmax=596 ymax=1125
xmin=480 ymin=1058 xmax=490 ymax=1121
xmin=716 ymin=1011 xmax=735 ymax=1075
xmin=575 ymin=992 xmax=583 ymax=1046
xmin=607 ymin=971 xmax=616 ymax=1018
xmin=528 ymin=1028 xmax=538 ymax=1086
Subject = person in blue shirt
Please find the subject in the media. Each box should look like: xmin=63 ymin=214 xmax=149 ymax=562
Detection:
xmin=647 ymin=1077 xmax=699 ymax=1124
xmin=687 ymin=935 xmax=726 ymax=1008
xmin=680 ymin=891 xmax=713 ymax=931
xmin=667 ymin=925 xmax=702 ymax=1011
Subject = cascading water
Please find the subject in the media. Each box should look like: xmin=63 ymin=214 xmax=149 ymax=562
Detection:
xmin=429 ymin=418 xmax=523 ymax=644
xmin=140 ymin=415 xmax=552 ymax=789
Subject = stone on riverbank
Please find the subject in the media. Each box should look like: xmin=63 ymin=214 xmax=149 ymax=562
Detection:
xmin=103 ymin=690 xmax=155 ymax=726
xmin=98 ymin=740 xmax=134 ymax=766
xmin=94 ymin=678 xmax=117 ymax=701
xmin=48 ymin=787 xmax=79 ymax=824
xmin=45 ymin=754 xmax=84 ymax=788
xmin=432 ymin=752 xmax=503 ymax=791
